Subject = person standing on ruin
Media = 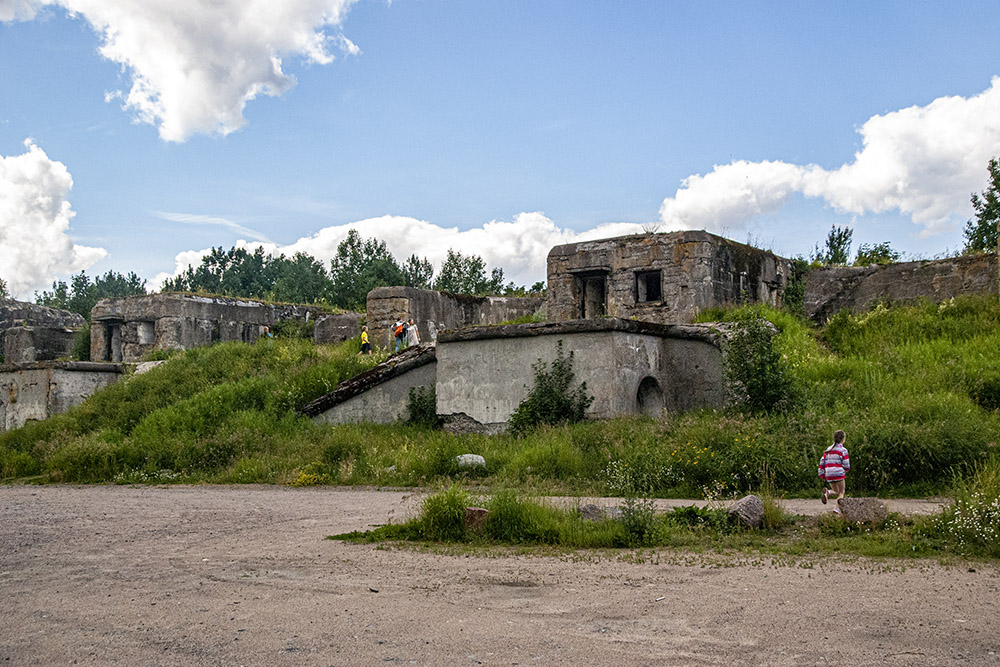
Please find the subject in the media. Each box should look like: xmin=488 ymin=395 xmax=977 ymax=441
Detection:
xmin=406 ymin=318 xmax=420 ymax=348
xmin=819 ymin=429 xmax=850 ymax=514
xmin=359 ymin=325 xmax=372 ymax=355
xmin=393 ymin=318 xmax=407 ymax=352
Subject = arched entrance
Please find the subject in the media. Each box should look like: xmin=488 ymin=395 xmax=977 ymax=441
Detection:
xmin=636 ymin=376 xmax=664 ymax=417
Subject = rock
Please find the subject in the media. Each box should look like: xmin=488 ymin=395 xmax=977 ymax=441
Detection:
xmin=578 ymin=504 xmax=606 ymax=521
xmin=838 ymin=497 xmax=887 ymax=523
xmin=728 ymin=494 xmax=764 ymax=529
xmin=464 ymin=506 xmax=488 ymax=532
xmin=455 ymin=454 xmax=486 ymax=469
xmin=133 ymin=360 xmax=167 ymax=375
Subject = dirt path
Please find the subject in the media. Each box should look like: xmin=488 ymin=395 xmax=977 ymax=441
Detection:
xmin=1 ymin=486 xmax=995 ymax=666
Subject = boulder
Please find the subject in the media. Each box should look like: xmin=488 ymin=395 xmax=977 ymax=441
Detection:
xmin=838 ymin=497 xmax=887 ymax=523
xmin=455 ymin=453 xmax=486 ymax=469
xmin=728 ymin=494 xmax=764 ymax=529
xmin=463 ymin=506 xmax=488 ymax=532
xmin=578 ymin=504 xmax=606 ymax=521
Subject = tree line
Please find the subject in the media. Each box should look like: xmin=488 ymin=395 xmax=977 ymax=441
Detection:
xmin=31 ymin=230 xmax=544 ymax=317
xmin=12 ymin=157 xmax=998 ymax=318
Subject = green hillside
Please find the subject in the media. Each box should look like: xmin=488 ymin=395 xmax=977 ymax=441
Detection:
xmin=2 ymin=294 xmax=999 ymax=498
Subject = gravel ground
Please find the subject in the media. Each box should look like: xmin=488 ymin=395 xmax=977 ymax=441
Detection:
xmin=1 ymin=485 xmax=996 ymax=666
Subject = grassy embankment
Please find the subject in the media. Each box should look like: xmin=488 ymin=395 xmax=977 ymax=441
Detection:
xmin=1 ymin=294 xmax=998 ymax=497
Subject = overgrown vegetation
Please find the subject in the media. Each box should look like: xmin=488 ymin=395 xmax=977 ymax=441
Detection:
xmin=723 ymin=309 xmax=795 ymax=413
xmin=507 ymin=341 xmax=594 ymax=436
xmin=2 ymin=295 xmax=999 ymax=506
xmin=333 ymin=476 xmax=1000 ymax=559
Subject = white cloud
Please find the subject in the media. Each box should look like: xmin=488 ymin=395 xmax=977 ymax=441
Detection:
xmin=660 ymin=77 xmax=1000 ymax=238
xmin=0 ymin=140 xmax=106 ymax=298
xmin=6 ymin=0 xmax=360 ymax=142
xmin=0 ymin=0 xmax=39 ymax=21
xmin=153 ymin=212 xmax=648 ymax=290
xmin=156 ymin=211 xmax=272 ymax=243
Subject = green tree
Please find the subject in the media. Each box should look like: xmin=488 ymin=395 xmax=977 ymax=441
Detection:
xmin=328 ymin=230 xmax=406 ymax=310
xmin=854 ymin=242 xmax=900 ymax=266
xmin=813 ymin=225 xmax=853 ymax=265
xmin=162 ymin=246 xmax=279 ymax=298
xmin=270 ymin=252 xmax=333 ymax=304
xmin=0 ymin=277 xmax=8 ymax=299
xmin=402 ymin=254 xmax=434 ymax=289
xmin=37 ymin=270 xmax=146 ymax=318
xmin=432 ymin=249 xmax=509 ymax=295
xmin=963 ymin=157 xmax=1000 ymax=253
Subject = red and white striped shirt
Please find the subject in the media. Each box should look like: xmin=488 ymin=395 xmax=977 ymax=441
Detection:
xmin=818 ymin=443 xmax=850 ymax=481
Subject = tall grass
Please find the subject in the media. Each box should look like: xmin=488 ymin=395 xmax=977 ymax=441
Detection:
xmin=2 ymin=295 xmax=999 ymax=499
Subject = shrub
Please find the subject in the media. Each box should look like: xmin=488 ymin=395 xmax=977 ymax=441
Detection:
xmin=724 ymin=314 xmax=794 ymax=413
xmin=508 ymin=341 xmax=593 ymax=436
xmin=406 ymin=386 xmax=439 ymax=428
xmin=72 ymin=324 xmax=91 ymax=361
xmin=484 ymin=488 xmax=559 ymax=544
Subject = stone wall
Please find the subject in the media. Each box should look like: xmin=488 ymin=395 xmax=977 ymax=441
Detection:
xmin=3 ymin=326 xmax=77 ymax=364
xmin=366 ymin=286 xmax=545 ymax=349
xmin=546 ymin=230 xmax=792 ymax=324
xmin=0 ymin=361 xmax=124 ymax=432
xmin=803 ymin=254 xmax=998 ymax=322
xmin=313 ymin=312 xmax=365 ymax=345
xmin=0 ymin=299 xmax=85 ymax=360
xmin=301 ymin=344 xmax=437 ymax=425
xmin=90 ymin=294 xmax=336 ymax=362
xmin=435 ymin=318 xmax=725 ymax=432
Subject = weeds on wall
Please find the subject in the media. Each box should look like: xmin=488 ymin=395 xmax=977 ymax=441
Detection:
xmin=406 ymin=385 xmax=439 ymax=428
xmin=507 ymin=340 xmax=594 ymax=437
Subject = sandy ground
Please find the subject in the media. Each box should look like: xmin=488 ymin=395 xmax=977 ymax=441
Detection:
xmin=1 ymin=485 xmax=996 ymax=666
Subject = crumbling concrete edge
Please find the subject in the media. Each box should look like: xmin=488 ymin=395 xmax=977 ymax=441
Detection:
xmin=437 ymin=317 xmax=724 ymax=346
xmin=298 ymin=343 xmax=437 ymax=418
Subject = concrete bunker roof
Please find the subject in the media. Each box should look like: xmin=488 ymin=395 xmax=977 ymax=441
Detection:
xmin=436 ymin=317 xmax=724 ymax=346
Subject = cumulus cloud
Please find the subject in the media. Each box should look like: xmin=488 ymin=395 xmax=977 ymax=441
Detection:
xmin=0 ymin=140 xmax=106 ymax=298
xmin=660 ymin=77 xmax=1000 ymax=238
xmin=5 ymin=0 xmax=359 ymax=141
xmin=152 ymin=212 xmax=648 ymax=290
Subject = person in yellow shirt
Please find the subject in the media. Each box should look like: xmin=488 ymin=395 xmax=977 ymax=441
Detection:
xmin=359 ymin=325 xmax=372 ymax=355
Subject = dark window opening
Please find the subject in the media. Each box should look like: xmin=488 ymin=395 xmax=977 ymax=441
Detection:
xmin=635 ymin=270 xmax=662 ymax=303
xmin=575 ymin=271 xmax=608 ymax=319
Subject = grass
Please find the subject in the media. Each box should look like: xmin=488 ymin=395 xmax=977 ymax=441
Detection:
xmin=1 ymin=294 xmax=999 ymax=505
xmin=331 ymin=483 xmax=1000 ymax=562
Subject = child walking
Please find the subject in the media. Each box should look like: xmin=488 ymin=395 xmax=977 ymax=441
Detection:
xmin=818 ymin=429 xmax=850 ymax=513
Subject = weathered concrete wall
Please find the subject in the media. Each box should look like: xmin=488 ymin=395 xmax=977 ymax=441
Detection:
xmin=3 ymin=326 xmax=77 ymax=363
xmin=313 ymin=312 xmax=365 ymax=345
xmin=90 ymin=294 xmax=331 ymax=362
xmin=547 ymin=231 xmax=791 ymax=324
xmin=0 ymin=299 xmax=84 ymax=360
xmin=366 ymin=286 xmax=545 ymax=349
xmin=435 ymin=319 xmax=725 ymax=430
xmin=301 ymin=344 xmax=437 ymax=425
xmin=0 ymin=362 xmax=124 ymax=432
xmin=803 ymin=254 xmax=998 ymax=322
xmin=547 ymin=231 xmax=792 ymax=324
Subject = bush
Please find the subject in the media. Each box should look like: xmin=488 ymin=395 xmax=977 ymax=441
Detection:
xmin=406 ymin=385 xmax=439 ymax=428
xmin=724 ymin=313 xmax=794 ymax=413
xmin=72 ymin=324 xmax=91 ymax=361
xmin=508 ymin=341 xmax=593 ymax=436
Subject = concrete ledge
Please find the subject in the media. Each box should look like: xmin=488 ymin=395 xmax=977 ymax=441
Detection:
xmin=0 ymin=360 xmax=124 ymax=373
xmin=437 ymin=318 xmax=723 ymax=346
xmin=298 ymin=344 xmax=437 ymax=418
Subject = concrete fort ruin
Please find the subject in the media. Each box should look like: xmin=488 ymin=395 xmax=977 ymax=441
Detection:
xmin=546 ymin=230 xmax=793 ymax=324
xmin=3 ymin=230 xmax=998 ymax=434
xmin=302 ymin=318 xmax=727 ymax=431
xmin=365 ymin=286 xmax=545 ymax=348
xmin=90 ymin=293 xmax=362 ymax=363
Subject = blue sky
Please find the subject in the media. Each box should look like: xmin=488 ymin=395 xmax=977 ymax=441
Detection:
xmin=2 ymin=0 xmax=1000 ymax=298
